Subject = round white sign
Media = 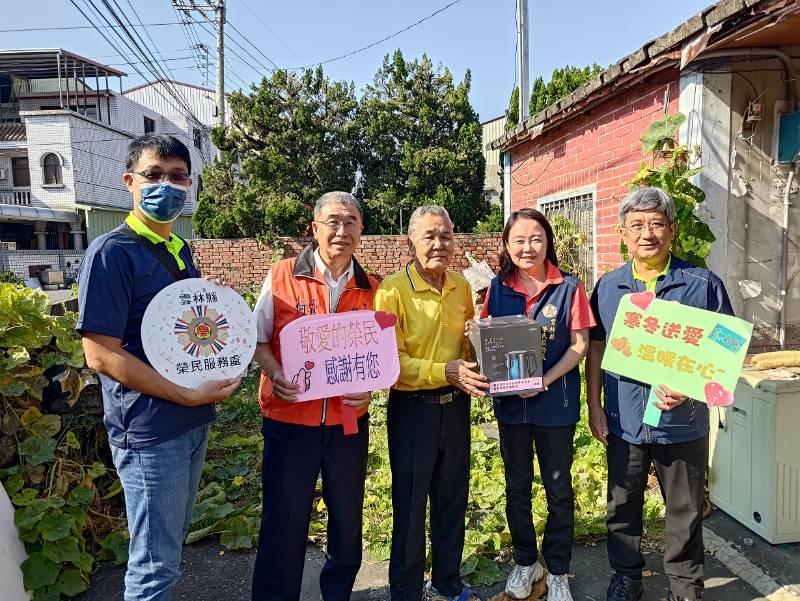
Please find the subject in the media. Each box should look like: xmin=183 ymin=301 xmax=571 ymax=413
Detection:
xmin=141 ymin=278 xmax=257 ymax=387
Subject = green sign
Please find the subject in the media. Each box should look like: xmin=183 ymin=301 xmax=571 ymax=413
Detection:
xmin=601 ymin=291 xmax=753 ymax=427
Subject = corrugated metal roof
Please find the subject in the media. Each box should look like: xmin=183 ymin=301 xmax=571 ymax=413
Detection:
xmin=0 ymin=123 xmax=26 ymax=142
xmin=0 ymin=49 xmax=126 ymax=79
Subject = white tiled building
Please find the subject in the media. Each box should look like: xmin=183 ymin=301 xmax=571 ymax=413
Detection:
xmin=0 ymin=49 xmax=217 ymax=280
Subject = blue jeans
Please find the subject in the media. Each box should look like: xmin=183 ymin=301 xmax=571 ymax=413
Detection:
xmin=111 ymin=424 xmax=210 ymax=601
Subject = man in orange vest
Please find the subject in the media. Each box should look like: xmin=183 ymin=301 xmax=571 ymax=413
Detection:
xmin=250 ymin=192 xmax=380 ymax=601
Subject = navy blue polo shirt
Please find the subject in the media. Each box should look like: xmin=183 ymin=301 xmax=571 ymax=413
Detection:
xmin=76 ymin=224 xmax=214 ymax=449
xmin=590 ymin=256 xmax=734 ymax=445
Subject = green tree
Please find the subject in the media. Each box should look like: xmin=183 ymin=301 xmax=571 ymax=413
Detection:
xmin=626 ymin=112 xmax=715 ymax=267
xmin=473 ymin=203 xmax=504 ymax=233
xmin=194 ymin=67 xmax=360 ymax=240
xmin=505 ymin=86 xmax=519 ymax=131
xmin=529 ymin=64 xmax=603 ymax=115
xmin=356 ymin=50 xmax=487 ymax=233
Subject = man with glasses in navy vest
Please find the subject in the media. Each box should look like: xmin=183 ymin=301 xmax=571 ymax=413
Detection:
xmin=77 ymin=134 xmax=240 ymax=601
xmin=587 ymin=187 xmax=733 ymax=601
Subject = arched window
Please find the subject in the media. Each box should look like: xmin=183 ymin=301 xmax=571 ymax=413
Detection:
xmin=42 ymin=153 xmax=63 ymax=185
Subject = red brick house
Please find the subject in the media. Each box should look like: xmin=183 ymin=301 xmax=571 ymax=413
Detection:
xmin=492 ymin=0 xmax=800 ymax=346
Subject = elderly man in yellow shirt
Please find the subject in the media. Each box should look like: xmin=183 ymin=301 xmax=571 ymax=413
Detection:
xmin=375 ymin=205 xmax=489 ymax=601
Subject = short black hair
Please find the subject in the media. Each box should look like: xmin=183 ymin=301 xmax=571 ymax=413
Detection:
xmin=126 ymin=133 xmax=192 ymax=174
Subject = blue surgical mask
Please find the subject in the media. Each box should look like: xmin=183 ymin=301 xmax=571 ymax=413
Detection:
xmin=138 ymin=182 xmax=187 ymax=223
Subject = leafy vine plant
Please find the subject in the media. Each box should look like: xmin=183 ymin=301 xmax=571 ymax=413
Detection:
xmin=623 ymin=112 xmax=716 ymax=268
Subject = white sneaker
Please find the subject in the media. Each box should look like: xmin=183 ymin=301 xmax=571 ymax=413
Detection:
xmin=546 ymin=573 xmax=573 ymax=601
xmin=505 ymin=560 xmax=545 ymax=599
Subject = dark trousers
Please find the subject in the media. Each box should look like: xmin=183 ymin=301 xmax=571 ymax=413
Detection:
xmin=606 ymin=433 xmax=708 ymax=600
xmin=387 ymin=390 xmax=471 ymax=601
xmin=252 ymin=415 xmax=369 ymax=601
xmin=498 ymin=422 xmax=575 ymax=575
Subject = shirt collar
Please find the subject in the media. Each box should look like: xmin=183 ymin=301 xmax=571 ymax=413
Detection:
xmin=632 ymin=254 xmax=672 ymax=283
xmin=406 ymin=261 xmax=456 ymax=293
xmin=125 ymin=212 xmax=184 ymax=252
xmin=509 ymin=260 xmax=563 ymax=296
xmin=313 ymin=248 xmax=354 ymax=285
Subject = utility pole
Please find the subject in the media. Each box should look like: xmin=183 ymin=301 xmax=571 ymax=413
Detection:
xmin=173 ymin=0 xmax=225 ymax=158
xmin=516 ymin=0 xmax=530 ymax=122
xmin=215 ymin=0 xmax=226 ymax=134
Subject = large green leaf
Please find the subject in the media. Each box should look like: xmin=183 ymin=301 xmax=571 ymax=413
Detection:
xmin=21 ymin=552 xmax=60 ymax=591
xmin=72 ymin=551 xmax=94 ymax=573
xmin=4 ymin=346 xmax=30 ymax=370
xmin=12 ymin=488 xmax=39 ymax=506
xmin=21 ymin=408 xmax=62 ymax=438
xmin=641 ymin=113 xmax=686 ymax=153
xmin=67 ymin=485 xmax=94 ymax=507
xmin=18 ymin=436 xmax=58 ymax=466
xmin=56 ymin=569 xmax=87 ymax=597
xmin=219 ymin=515 xmax=256 ymax=550
xmin=99 ymin=530 xmax=129 ymax=565
xmin=14 ymin=499 xmax=49 ymax=531
xmin=37 ymin=510 xmax=75 ymax=541
xmin=42 ymin=536 xmax=82 ymax=564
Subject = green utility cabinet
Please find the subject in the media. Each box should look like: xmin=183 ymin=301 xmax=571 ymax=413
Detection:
xmin=708 ymin=369 xmax=800 ymax=544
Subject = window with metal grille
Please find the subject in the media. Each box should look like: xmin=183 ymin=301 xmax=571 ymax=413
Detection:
xmin=537 ymin=188 xmax=595 ymax=286
xmin=193 ymin=127 xmax=202 ymax=150
xmin=143 ymin=116 xmax=156 ymax=134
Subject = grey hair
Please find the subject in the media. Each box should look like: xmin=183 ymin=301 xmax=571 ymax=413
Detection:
xmin=407 ymin=205 xmax=453 ymax=237
xmin=313 ymin=191 xmax=363 ymax=220
xmin=618 ymin=186 xmax=676 ymax=225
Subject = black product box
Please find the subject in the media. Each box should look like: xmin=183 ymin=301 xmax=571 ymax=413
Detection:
xmin=468 ymin=315 xmax=544 ymax=397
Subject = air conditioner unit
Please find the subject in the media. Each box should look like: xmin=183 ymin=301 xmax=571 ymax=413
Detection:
xmin=0 ymin=169 xmax=8 ymax=180
xmin=0 ymin=241 xmax=17 ymax=250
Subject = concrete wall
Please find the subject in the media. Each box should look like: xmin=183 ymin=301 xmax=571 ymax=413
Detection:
xmin=680 ymin=54 xmax=800 ymax=347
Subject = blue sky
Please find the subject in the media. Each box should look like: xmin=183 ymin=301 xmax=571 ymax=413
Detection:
xmin=2 ymin=0 xmax=714 ymax=121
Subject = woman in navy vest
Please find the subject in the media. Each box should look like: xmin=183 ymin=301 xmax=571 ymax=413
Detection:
xmin=480 ymin=208 xmax=595 ymax=601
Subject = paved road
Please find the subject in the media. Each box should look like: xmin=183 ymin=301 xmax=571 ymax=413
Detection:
xmin=78 ymin=536 xmax=764 ymax=601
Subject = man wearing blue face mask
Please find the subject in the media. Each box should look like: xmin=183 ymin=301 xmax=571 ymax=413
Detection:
xmin=76 ymin=134 xmax=240 ymax=601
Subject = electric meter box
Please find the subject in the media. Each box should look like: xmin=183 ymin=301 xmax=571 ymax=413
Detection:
xmin=468 ymin=315 xmax=543 ymax=397
xmin=777 ymin=110 xmax=800 ymax=163
xmin=708 ymin=368 xmax=800 ymax=543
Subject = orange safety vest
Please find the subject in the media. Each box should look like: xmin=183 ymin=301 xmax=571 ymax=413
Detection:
xmin=258 ymin=244 xmax=379 ymax=426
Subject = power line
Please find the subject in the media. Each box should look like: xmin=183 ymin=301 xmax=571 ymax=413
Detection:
xmin=237 ymin=0 xmax=302 ymax=63
xmin=105 ymin=55 xmax=195 ymax=66
xmin=226 ymin=20 xmax=280 ymax=71
xmin=69 ymin=0 xmax=211 ymax=158
xmin=186 ymin=12 xmax=274 ymax=75
xmin=289 ymin=0 xmax=464 ymax=69
xmin=0 ymin=22 xmax=183 ymax=33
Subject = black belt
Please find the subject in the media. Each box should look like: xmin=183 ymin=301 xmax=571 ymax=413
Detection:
xmin=390 ymin=386 xmax=466 ymax=404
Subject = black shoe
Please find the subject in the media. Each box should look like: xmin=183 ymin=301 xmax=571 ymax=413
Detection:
xmin=607 ymin=573 xmax=643 ymax=601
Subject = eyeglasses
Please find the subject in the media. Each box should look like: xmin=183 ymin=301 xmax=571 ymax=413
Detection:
xmin=624 ymin=221 xmax=669 ymax=235
xmin=314 ymin=219 xmax=361 ymax=231
xmin=130 ymin=170 xmax=191 ymax=185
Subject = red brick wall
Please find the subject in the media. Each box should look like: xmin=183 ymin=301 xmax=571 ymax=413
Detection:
xmin=190 ymin=233 xmax=504 ymax=288
xmin=509 ymin=73 xmax=680 ymax=273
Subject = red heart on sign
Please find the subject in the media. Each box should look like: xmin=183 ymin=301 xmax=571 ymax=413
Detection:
xmin=304 ymin=361 xmax=315 ymax=370
xmin=374 ymin=311 xmax=398 ymax=330
xmin=705 ymin=381 xmax=734 ymax=407
xmin=630 ymin=291 xmax=655 ymax=312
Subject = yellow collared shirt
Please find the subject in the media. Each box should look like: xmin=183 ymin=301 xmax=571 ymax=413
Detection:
xmin=125 ymin=213 xmax=186 ymax=270
xmin=632 ymin=254 xmax=671 ymax=293
xmin=374 ymin=262 xmax=474 ymax=391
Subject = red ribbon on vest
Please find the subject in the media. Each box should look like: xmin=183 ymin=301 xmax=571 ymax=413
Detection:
xmin=341 ymin=401 xmax=359 ymax=435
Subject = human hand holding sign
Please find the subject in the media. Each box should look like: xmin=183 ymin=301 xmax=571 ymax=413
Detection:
xmin=270 ymin=366 xmax=302 ymax=402
xmin=653 ymin=384 xmax=689 ymax=411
